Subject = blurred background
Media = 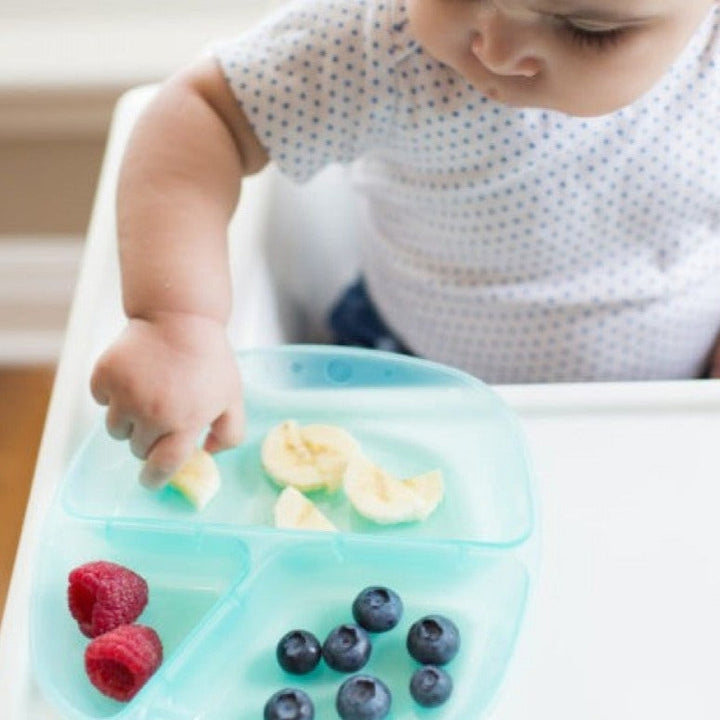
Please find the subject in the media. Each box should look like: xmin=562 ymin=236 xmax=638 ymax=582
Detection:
xmin=0 ymin=0 xmax=286 ymax=613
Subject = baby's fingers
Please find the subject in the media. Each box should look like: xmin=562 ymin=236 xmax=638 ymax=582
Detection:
xmin=128 ymin=421 xmax=166 ymax=462
xmin=140 ymin=430 xmax=199 ymax=489
xmin=90 ymin=354 xmax=115 ymax=406
xmin=104 ymin=404 xmax=134 ymax=441
xmin=204 ymin=405 xmax=245 ymax=454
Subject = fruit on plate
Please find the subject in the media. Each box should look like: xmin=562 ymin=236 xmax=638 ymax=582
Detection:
xmin=322 ymin=623 xmax=372 ymax=672
xmin=262 ymin=420 xmax=360 ymax=492
xmin=67 ymin=561 xmax=148 ymax=638
xmin=263 ymin=688 xmax=315 ymax=720
xmin=335 ymin=674 xmax=392 ymax=720
xmin=84 ymin=624 xmax=163 ymax=702
xmin=406 ymin=614 xmax=461 ymax=665
xmin=343 ymin=454 xmax=444 ymax=524
xmin=409 ymin=665 xmax=453 ymax=707
xmin=167 ymin=447 xmax=221 ymax=510
xmin=351 ymin=586 xmax=403 ymax=632
xmin=273 ymin=486 xmax=338 ymax=532
xmin=276 ymin=629 xmax=322 ymax=675
xmin=264 ymin=588 xmax=460 ymax=717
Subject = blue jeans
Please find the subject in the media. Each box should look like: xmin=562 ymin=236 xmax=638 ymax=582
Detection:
xmin=328 ymin=278 xmax=413 ymax=355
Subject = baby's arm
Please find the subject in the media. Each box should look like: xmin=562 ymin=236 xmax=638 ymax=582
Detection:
xmin=91 ymin=58 xmax=269 ymax=487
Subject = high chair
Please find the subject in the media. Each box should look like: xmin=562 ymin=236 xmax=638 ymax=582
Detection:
xmin=2 ymin=85 xmax=720 ymax=720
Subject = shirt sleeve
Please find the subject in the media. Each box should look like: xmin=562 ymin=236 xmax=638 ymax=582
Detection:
xmin=213 ymin=0 xmax=404 ymax=182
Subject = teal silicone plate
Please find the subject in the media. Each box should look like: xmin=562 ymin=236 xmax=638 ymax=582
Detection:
xmin=31 ymin=345 xmax=537 ymax=719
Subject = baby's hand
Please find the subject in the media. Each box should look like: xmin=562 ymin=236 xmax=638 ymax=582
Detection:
xmin=90 ymin=314 xmax=244 ymax=488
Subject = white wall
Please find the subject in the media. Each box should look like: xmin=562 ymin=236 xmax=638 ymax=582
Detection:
xmin=0 ymin=1 xmax=288 ymax=362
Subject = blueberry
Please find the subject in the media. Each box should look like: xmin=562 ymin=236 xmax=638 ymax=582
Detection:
xmin=276 ymin=630 xmax=322 ymax=675
xmin=263 ymin=688 xmax=314 ymax=720
xmin=409 ymin=665 xmax=453 ymax=707
xmin=351 ymin=586 xmax=403 ymax=632
xmin=322 ymin=623 xmax=372 ymax=672
xmin=336 ymin=674 xmax=391 ymax=720
xmin=406 ymin=614 xmax=460 ymax=665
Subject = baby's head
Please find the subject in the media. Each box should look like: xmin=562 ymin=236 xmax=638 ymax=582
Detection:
xmin=408 ymin=0 xmax=715 ymax=116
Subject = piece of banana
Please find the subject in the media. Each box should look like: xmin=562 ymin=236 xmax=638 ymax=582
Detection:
xmin=273 ymin=486 xmax=338 ymax=532
xmin=167 ymin=448 xmax=221 ymax=510
xmin=343 ymin=454 xmax=444 ymax=524
xmin=261 ymin=420 xmax=360 ymax=492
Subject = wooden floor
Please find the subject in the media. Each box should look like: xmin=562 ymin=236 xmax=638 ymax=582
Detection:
xmin=0 ymin=366 xmax=55 ymax=618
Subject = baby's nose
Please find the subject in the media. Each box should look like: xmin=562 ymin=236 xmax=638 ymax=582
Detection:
xmin=471 ymin=10 xmax=542 ymax=78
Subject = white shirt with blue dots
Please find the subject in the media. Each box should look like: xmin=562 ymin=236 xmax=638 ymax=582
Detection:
xmin=215 ymin=0 xmax=720 ymax=383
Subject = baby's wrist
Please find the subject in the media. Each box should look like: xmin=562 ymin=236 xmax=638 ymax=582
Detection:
xmin=127 ymin=311 xmax=229 ymax=350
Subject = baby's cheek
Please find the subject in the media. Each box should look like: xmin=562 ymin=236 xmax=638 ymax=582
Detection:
xmin=406 ymin=0 xmax=466 ymax=62
xmin=544 ymin=50 xmax=658 ymax=116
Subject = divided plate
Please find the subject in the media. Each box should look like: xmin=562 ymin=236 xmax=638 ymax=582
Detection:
xmin=31 ymin=345 xmax=537 ymax=719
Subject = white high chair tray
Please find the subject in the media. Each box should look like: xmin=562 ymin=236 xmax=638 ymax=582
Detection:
xmin=2 ymin=86 xmax=720 ymax=719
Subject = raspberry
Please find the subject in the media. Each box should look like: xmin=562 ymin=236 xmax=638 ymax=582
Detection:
xmin=68 ymin=560 xmax=149 ymax=638
xmin=85 ymin=624 xmax=163 ymax=702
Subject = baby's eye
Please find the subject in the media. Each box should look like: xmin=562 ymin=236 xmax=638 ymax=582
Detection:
xmin=563 ymin=21 xmax=626 ymax=50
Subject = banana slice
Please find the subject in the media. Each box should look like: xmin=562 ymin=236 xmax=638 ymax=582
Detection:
xmin=167 ymin=448 xmax=221 ymax=510
xmin=343 ymin=454 xmax=444 ymax=524
xmin=273 ymin=486 xmax=338 ymax=532
xmin=261 ymin=420 xmax=360 ymax=492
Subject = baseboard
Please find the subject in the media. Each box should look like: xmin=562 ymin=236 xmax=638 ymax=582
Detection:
xmin=0 ymin=238 xmax=84 ymax=364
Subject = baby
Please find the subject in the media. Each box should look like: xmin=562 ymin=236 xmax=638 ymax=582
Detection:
xmin=91 ymin=0 xmax=720 ymax=486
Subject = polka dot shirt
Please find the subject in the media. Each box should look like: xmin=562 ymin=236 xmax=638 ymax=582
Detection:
xmin=215 ymin=0 xmax=720 ymax=383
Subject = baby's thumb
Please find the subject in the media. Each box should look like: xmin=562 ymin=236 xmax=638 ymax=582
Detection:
xmin=140 ymin=431 xmax=199 ymax=489
xmin=204 ymin=406 xmax=245 ymax=454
